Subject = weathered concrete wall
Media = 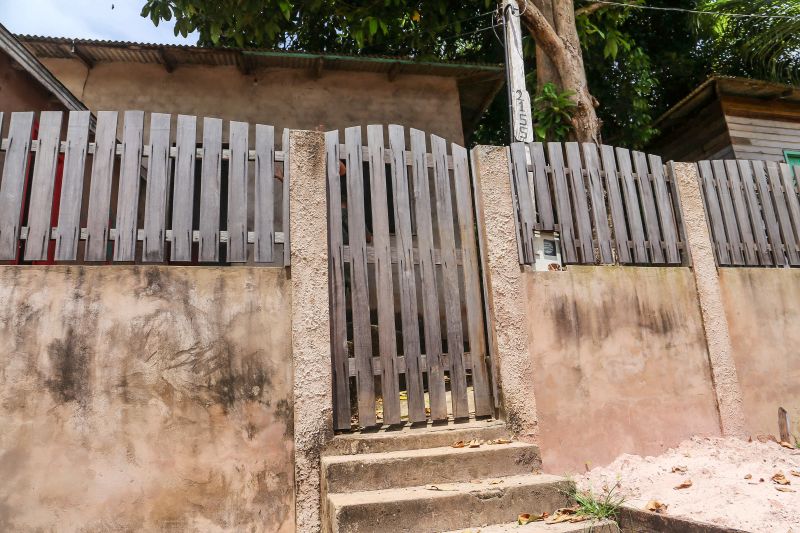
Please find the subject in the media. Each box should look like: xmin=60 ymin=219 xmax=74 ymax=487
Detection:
xmin=720 ymin=268 xmax=800 ymax=438
xmin=40 ymin=59 xmax=465 ymax=144
xmin=0 ymin=51 xmax=67 ymax=112
xmin=524 ymin=267 xmax=722 ymax=474
xmin=0 ymin=266 xmax=294 ymax=532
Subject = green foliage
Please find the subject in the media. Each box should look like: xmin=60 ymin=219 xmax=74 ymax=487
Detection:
xmin=532 ymin=82 xmax=576 ymax=142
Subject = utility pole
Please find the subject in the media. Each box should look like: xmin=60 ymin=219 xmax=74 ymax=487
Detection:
xmin=501 ymin=0 xmax=534 ymax=143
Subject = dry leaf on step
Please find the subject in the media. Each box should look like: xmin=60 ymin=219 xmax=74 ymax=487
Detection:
xmin=545 ymin=507 xmax=587 ymax=524
xmin=671 ymin=465 xmax=688 ymax=473
xmin=790 ymin=470 xmax=800 ymax=477
xmin=674 ymin=479 xmax=693 ymax=490
xmin=744 ymin=474 xmax=752 ymax=480
xmin=488 ymin=438 xmax=512 ymax=445
xmin=772 ymin=472 xmax=791 ymax=485
xmin=781 ymin=441 xmax=795 ymax=449
xmin=451 ymin=441 xmax=466 ymax=449
xmin=518 ymin=512 xmax=547 ymax=525
xmin=776 ymin=486 xmax=796 ymax=493
xmin=467 ymin=439 xmax=482 ymax=448
xmin=489 ymin=479 xmax=503 ymax=485
xmin=645 ymin=500 xmax=668 ymax=514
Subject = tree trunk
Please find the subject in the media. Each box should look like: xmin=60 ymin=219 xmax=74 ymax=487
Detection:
xmin=518 ymin=0 xmax=602 ymax=143
xmin=531 ymin=0 xmax=562 ymax=90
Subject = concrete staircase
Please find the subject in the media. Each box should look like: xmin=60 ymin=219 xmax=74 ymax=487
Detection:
xmin=321 ymin=420 xmax=616 ymax=533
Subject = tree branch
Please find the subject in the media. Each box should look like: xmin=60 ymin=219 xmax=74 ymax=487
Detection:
xmin=575 ymin=3 xmax=606 ymax=17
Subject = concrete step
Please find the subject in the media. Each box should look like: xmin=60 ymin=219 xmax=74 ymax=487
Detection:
xmin=324 ymin=419 xmax=510 ymax=456
xmin=323 ymin=441 xmax=541 ymax=493
xmin=444 ymin=518 xmax=619 ymax=532
xmin=326 ymin=474 xmax=573 ymax=533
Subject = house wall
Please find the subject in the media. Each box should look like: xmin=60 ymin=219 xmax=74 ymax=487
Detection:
xmin=720 ymin=268 xmax=800 ymax=439
xmin=0 ymin=265 xmax=294 ymax=532
xmin=0 ymin=51 xmax=66 ymax=113
xmin=722 ymin=94 xmax=800 ymax=162
xmin=39 ymin=59 xmax=466 ymax=144
xmin=522 ymin=266 xmax=722 ymax=474
xmin=649 ymin=98 xmax=735 ymax=162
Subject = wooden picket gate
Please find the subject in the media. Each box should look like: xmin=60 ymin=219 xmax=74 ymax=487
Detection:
xmin=0 ymin=110 xmax=288 ymax=264
xmin=326 ymin=125 xmax=496 ymax=430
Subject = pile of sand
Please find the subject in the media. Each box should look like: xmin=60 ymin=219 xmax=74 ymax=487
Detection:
xmin=578 ymin=436 xmax=800 ymax=532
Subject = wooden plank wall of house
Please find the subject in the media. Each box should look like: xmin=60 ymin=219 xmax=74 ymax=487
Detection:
xmin=509 ymin=141 xmax=687 ymax=267
xmin=721 ymin=95 xmax=800 ymax=162
xmin=0 ymin=110 xmax=288 ymax=264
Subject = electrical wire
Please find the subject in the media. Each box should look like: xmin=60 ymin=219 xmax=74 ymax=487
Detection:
xmin=577 ymin=0 xmax=800 ymax=20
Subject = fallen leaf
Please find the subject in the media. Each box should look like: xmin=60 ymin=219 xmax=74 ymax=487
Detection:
xmin=671 ymin=465 xmax=688 ymax=473
xmin=674 ymin=479 xmax=693 ymax=490
xmin=545 ymin=507 xmax=587 ymax=524
xmin=744 ymin=474 xmax=752 ymax=480
xmin=451 ymin=441 xmax=466 ymax=449
xmin=489 ymin=479 xmax=504 ymax=485
xmin=469 ymin=480 xmax=481 ymax=484
xmin=776 ymin=486 xmax=796 ymax=493
xmin=488 ymin=438 xmax=512 ymax=445
xmin=791 ymin=470 xmax=800 ymax=477
xmin=645 ymin=500 xmax=668 ymax=514
xmin=781 ymin=441 xmax=795 ymax=449
xmin=772 ymin=472 xmax=791 ymax=485
xmin=467 ymin=439 xmax=482 ymax=448
xmin=518 ymin=512 xmax=547 ymax=525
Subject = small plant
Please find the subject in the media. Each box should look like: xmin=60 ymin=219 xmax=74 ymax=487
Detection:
xmin=533 ymin=82 xmax=577 ymax=142
xmin=570 ymin=480 xmax=626 ymax=523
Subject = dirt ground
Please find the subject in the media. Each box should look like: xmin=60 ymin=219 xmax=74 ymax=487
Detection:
xmin=578 ymin=437 xmax=800 ymax=532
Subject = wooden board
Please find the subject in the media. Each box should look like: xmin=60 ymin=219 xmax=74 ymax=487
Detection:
xmin=345 ymin=126 xmax=376 ymax=427
xmin=452 ymin=142 xmax=492 ymax=417
xmin=724 ymin=160 xmax=758 ymax=266
xmin=615 ymin=148 xmax=647 ymax=263
xmin=711 ymin=160 xmax=744 ymax=265
xmin=254 ymin=124 xmax=275 ymax=263
xmin=85 ymin=111 xmax=119 ymax=262
xmin=409 ymin=128 xmax=447 ymax=421
xmin=366 ymin=125 xmax=404 ymax=425
xmin=55 ymin=111 xmax=91 ymax=261
xmin=599 ymin=144 xmax=631 ymax=263
xmin=648 ymin=155 xmax=681 ymax=264
xmin=509 ymin=142 xmax=536 ymax=263
xmin=227 ymin=121 xmax=249 ymax=263
xmin=199 ymin=117 xmax=222 ymax=262
xmin=752 ymin=161 xmax=785 ymax=266
xmin=766 ymin=162 xmax=800 ymax=265
xmin=779 ymin=163 xmax=800 ymax=264
xmin=565 ymin=142 xmax=595 ymax=263
xmin=325 ymin=129 xmax=351 ymax=431
xmin=0 ymin=112 xmax=34 ymax=260
xmin=170 ymin=114 xmax=197 ymax=262
xmin=582 ymin=143 xmax=613 ymax=264
xmin=530 ymin=142 xmax=554 ymax=230
xmin=632 ymin=151 xmax=664 ymax=264
xmin=282 ymin=128 xmax=291 ymax=267
xmin=24 ymin=111 xmax=63 ymax=261
xmin=113 ymin=110 xmax=144 ymax=262
xmin=737 ymin=160 xmax=771 ymax=266
xmin=431 ymin=134 xmax=469 ymax=419
xmin=142 ymin=113 xmax=172 ymax=262
xmin=697 ymin=161 xmax=731 ymax=265
xmin=548 ymin=142 xmax=577 ymax=262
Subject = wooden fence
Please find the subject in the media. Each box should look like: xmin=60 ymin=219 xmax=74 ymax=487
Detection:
xmin=698 ymin=159 xmax=800 ymax=267
xmin=327 ymin=125 xmax=496 ymax=430
xmin=0 ymin=110 xmax=288 ymax=264
xmin=509 ymin=141 xmax=687 ymax=266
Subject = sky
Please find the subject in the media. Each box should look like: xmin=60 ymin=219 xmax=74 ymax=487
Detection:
xmin=0 ymin=0 xmax=198 ymax=44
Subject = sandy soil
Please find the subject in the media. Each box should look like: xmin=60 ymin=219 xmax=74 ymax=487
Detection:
xmin=578 ymin=437 xmax=800 ymax=532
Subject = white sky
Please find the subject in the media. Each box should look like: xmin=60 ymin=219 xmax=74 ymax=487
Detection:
xmin=0 ymin=0 xmax=198 ymax=44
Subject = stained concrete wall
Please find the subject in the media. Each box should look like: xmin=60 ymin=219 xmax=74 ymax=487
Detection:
xmin=39 ymin=59 xmax=465 ymax=144
xmin=524 ymin=266 xmax=722 ymax=474
xmin=720 ymin=268 xmax=800 ymax=438
xmin=0 ymin=265 xmax=294 ymax=532
xmin=0 ymin=51 xmax=67 ymax=113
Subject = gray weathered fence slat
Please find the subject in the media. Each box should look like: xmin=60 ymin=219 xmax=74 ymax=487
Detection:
xmin=254 ymin=124 xmax=275 ymax=263
xmin=326 ymin=130 xmax=351 ymax=431
xmin=55 ymin=110 xmax=91 ymax=261
xmin=510 ymin=142 xmax=536 ymax=263
xmin=388 ymin=125 xmax=426 ymax=424
xmin=737 ymin=160 xmax=771 ymax=266
xmin=711 ymin=160 xmax=744 ymax=265
xmin=649 ymin=155 xmax=681 ymax=264
xmin=666 ymin=162 xmax=691 ymax=266
xmin=113 ymin=110 xmax=144 ymax=261
xmin=345 ymin=126 xmax=376 ymax=427
xmin=227 ymin=121 xmax=249 ymax=263
xmin=548 ymin=142 xmax=577 ymax=262
xmin=599 ymin=144 xmax=631 ymax=263
xmin=565 ymin=142 xmax=594 ymax=263
xmin=0 ymin=112 xmax=34 ymax=260
xmin=366 ymin=125 xmax=404 ymax=425
xmin=779 ymin=163 xmax=800 ymax=264
xmin=170 ymin=115 xmax=197 ymax=262
xmin=431 ymin=134 xmax=469 ymax=419
xmin=632 ymin=151 xmax=664 ymax=263
xmin=506 ymin=149 xmax=525 ymax=264
xmin=452 ymin=142 xmax=492 ymax=417
xmin=724 ymin=160 xmax=758 ymax=266
xmin=142 ymin=113 xmax=171 ymax=262
xmin=530 ymin=142 xmax=554 ymax=230
xmin=615 ymin=148 xmax=647 ymax=263
xmin=282 ymin=128 xmax=290 ymax=267
xmin=24 ymin=111 xmax=63 ymax=261
xmin=199 ymin=117 xmax=222 ymax=262
xmin=766 ymin=162 xmax=800 ymax=265
xmin=582 ymin=143 xmax=613 ymax=263
xmin=84 ymin=111 xmax=119 ymax=262
xmin=410 ymin=128 xmax=447 ymax=421
xmin=752 ymin=161 xmax=785 ymax=266
xmin=698 ymin=161 xmax=731 ymax=265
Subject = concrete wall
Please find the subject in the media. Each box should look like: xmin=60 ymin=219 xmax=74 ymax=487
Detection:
xmin=0 ymin=51 xmax=67 ymax=113
xmin=720 ymin=268 xmax=800 ymax=438
xmin=0 ymin=265 xmax=294 ymax=532
xmin=40 ymin=59 xmax=465 ymax=144
xmin=524 ymin=267 xmax=722 ymax=474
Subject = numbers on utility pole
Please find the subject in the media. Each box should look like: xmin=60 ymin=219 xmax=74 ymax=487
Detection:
xmin=501 ymin=0 xmax=534 ymax=143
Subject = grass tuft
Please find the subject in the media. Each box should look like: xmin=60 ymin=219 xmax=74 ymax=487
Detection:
xmin=570 ymin=480 xmax=626 ymax=522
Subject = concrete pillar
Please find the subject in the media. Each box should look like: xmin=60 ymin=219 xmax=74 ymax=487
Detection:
xmin=471 ymin=145 xmax=539 ymax=442
xmin=289 ymin=130 xmax=333 ymax=532
xmin=671 ymin=162 xmax=746 ymax=437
